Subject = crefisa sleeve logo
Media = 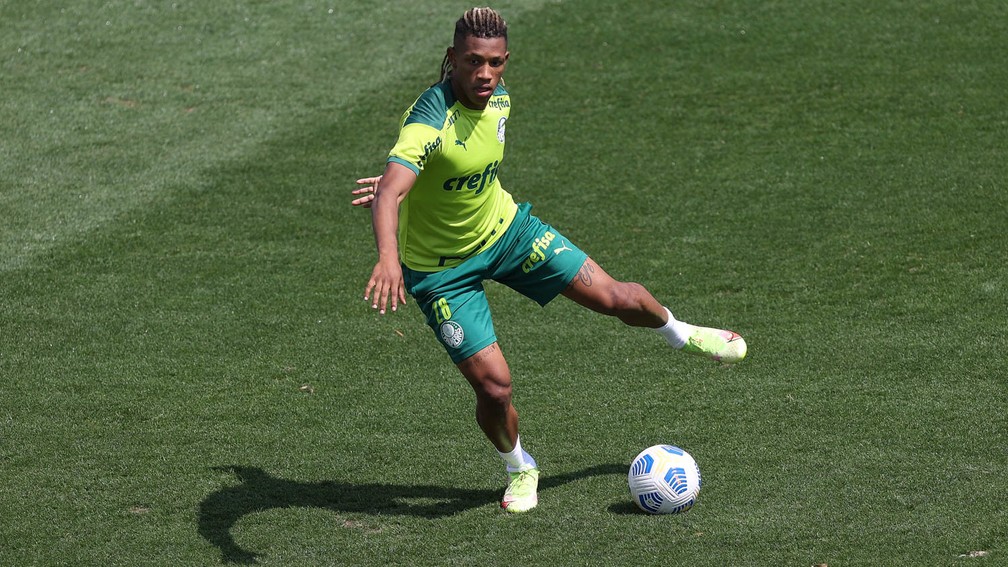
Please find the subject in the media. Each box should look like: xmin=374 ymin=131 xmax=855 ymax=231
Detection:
xmin=440 ymin=320 xmax=465 ymax=348
xmin=497 ymin=116 xmax=506 ymax=143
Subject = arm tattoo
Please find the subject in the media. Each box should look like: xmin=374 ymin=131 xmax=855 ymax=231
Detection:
xmin=576 ymin=261 xmax=596 ymax=287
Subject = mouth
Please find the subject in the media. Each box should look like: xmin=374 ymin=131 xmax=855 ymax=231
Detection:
xmin=474 ymin=84 xmax=494 ymax=98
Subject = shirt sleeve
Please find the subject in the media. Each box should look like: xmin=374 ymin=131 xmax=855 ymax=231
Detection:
xmin=387 ymin=122 xmax=442 ymax=175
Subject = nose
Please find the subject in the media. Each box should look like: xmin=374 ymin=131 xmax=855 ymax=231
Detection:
xmin=476 ymin=63 xmax=493 ymax=79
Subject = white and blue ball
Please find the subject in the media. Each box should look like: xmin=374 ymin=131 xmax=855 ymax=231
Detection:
xmin=628 ymin=444 xmax=701 ymax=514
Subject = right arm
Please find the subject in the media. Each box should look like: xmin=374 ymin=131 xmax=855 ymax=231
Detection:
xmin=363 ymin=161 xmax=417 ymax=315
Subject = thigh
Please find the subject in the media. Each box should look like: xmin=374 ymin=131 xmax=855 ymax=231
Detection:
xmin=560 ymin=256 xmax=623 ymax=308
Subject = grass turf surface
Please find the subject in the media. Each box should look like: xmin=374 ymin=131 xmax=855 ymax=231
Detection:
xmin=1 ymin=1 xmax=1006 ymax=565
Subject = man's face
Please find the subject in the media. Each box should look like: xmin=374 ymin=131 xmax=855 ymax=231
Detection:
xmin=449 ymin=35 xmax=509 ymax=110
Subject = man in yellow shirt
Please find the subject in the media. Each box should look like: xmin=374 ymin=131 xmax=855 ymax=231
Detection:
xmin=353 ymin=7 xmax=746 ymax=513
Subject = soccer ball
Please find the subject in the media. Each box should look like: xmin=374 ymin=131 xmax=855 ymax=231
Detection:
xmin=628 ymin=444 xmax=702 ymax=514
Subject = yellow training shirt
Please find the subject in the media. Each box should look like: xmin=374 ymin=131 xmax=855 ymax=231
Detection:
xmin=387 ymin=80 xmax=518 ymax=271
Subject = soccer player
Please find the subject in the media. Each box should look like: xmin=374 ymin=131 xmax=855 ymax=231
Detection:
xmin=352 ymin=7 xmax=746 ymax=513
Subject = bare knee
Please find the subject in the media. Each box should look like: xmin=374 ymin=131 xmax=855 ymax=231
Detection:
xmin=458 ymin=344 xmax=513 ymax=409
xmin=477 ymin=379 xmax=512 ymax=409
xmin=472 ymin=372 xmax=512 ymax=407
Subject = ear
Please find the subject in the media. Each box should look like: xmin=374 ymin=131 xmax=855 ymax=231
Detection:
xmin=446 ymin=46 xmax=455 ymax=68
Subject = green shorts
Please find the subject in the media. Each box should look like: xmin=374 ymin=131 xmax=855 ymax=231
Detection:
xmin=403 ymin=202 xmax=589 ymax=364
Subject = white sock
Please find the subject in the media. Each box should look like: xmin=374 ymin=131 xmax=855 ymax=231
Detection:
xmin=498 ymin=436 xmax=537 ymax=473
xmin=655 ymin=307 xmax=696 ymax=349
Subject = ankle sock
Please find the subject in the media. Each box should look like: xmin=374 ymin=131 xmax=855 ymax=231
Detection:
xmin=655 ymin=307 xmax=695 ymax=349
xmin=498 ymin=436 xmax=537 ymax=473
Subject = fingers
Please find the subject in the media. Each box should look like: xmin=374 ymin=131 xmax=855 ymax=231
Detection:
xmin=397 ymin=285 xmax=407 ymax=311
xmin=386 ymin=281 xmax=407 ymax=314
xmin=376 ymin=279 xmax=391 ymax=314
xmin=350 ymin=193 xmax=375 ymax=208
xmin=366 ymin=282 xmax=391 ymax=314
xmin=364 ymin=277 xmax=377 ymax=308
xmin=351 ymin=177 xmax=380 ymax=208
xmin=364 ymin=273 xmax=406 ymax=315
xmin=354 ymin=176 xmax=382 ymax=193
xmin=365 ymin=274 xmax=389 ymax=313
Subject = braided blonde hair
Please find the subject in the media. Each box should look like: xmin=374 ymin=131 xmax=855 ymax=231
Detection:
xmin=436 ymin=7 xmax=508 ymax=84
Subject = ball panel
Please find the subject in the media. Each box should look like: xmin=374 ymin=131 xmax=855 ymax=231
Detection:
xmin=636 ymin=491 xmax=664 ymax=514
xmin=630 ymin=452 xmax=654 ymax=476
xmin=663 ymin=466 xmax=691 ymax=497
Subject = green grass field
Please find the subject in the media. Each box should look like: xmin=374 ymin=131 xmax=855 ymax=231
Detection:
xmin=2 ymin=1 xmax=1006 ymax=565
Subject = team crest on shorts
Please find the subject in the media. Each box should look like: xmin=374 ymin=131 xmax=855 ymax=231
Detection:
xmin=497 ymin=117 xmax=506 ymax=143
xmin=440 ymin=321 xmax=465 ymax=348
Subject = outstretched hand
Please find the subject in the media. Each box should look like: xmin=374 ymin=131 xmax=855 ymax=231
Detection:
xmin=364 ymin=256 xmax=406 ymax=315
xmin=351 ymin=176 xmax=381 ymax=208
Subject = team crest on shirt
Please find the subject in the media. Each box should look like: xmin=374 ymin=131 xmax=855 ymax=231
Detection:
xmin=497 ymin=117 xmax=506 ymax=143
xmin=440 ymin=321 xmax=465 ymax=348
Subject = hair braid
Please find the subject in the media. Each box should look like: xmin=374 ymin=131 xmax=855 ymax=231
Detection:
xmin=436 ymin=7 xmax=508 ymax=84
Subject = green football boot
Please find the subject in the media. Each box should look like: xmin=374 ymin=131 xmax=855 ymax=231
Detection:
xmin=500 ymin=467 xmax=539 ymax=513
xmin=681 ymin=327 xmax=747 ymax=363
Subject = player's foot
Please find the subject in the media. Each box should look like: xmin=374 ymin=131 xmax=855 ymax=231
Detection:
xmin=500 ymin=467 xmax=539 ymax=513
xmin=681 ymin=327 xmax=747 ymax=363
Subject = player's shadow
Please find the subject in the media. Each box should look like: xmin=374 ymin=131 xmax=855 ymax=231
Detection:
xmin=198 ymin=463 xmax=626 ymax=564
